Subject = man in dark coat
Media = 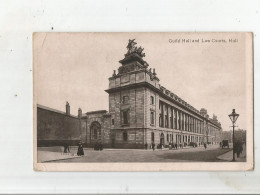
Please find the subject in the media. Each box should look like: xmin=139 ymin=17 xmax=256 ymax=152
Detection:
xmin=63 ymin=142 xmax=70 ymax=153
xmin=98 ymin=141 xmax=103 ymax=151
xmin=235 ymin=141 xmax=243 ymax=158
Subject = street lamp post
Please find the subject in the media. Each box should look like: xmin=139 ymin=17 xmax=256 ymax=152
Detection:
xmin=228 ymin=109 xmax=239 ymax=162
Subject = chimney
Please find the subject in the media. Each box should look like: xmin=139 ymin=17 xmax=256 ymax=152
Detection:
xmin=153 ymin=68 xmax=156 ymax=75
xmin=66 ymin=101 xmax=70 ymax=115
xmin=78 ymin=108 xmax=82 ymax=119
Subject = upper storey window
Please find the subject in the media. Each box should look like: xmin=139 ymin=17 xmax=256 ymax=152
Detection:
xmin=122 ymin=96 xmax=129 ymax=104
xmin=121 ymin=110 xmax=129 ymax=125
xmin=150 ymin=96 xmax=154 ymax=105
xmin=150 ymin=111 xmax=155 ymax=125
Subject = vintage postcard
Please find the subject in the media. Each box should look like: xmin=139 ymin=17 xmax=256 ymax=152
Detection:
xmin=33 ymin=32 xmax=253 ymax=171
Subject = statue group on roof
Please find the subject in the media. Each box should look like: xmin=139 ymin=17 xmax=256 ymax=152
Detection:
xmin=126 ymin=39 xmax=146 ymax=57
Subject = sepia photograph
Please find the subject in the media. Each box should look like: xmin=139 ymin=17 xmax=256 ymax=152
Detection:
xmin=33 ymin=32 xmax=253 ymax=171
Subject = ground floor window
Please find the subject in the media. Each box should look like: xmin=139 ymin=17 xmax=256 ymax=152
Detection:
xmin=160 ymin=133 xmax=165 ymax=145
xmin=123 ymin=131 xmax=128 ymax=141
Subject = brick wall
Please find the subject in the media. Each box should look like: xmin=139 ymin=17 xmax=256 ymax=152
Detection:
xmin=37 ymin=107 xmax=84 ymax=146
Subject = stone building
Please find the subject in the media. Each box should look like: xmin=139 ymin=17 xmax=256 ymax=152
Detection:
xmin=37 ymin=39 xmax=222 ymax=149
xmin=104 ymin=39 xmax=222 ymax=149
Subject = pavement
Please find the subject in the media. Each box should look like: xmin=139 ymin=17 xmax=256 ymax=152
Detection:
xmin=37 ymin=144 xmax=234 ymax=163
xmin=37 ymin=144 xmax=244 ymax=163
xmin=217 ymin=143 xmax=246 ymax=162
xmin=37 ymin=146 xmax=82 ymax=162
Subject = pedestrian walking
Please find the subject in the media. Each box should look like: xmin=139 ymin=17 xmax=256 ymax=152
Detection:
xmin=152 ymin=142 xmax=155 ymax=151
xmin=144 ymin=143 xmax=148 ymax=150
xmin=204 ymin=142 xmax=207 ymax=150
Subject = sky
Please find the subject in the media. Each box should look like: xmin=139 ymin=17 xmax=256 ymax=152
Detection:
xmin=34 ymin=32 xmax=252 ymax=131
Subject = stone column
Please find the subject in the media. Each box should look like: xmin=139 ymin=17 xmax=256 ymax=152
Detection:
xmin=176 ymin=110 xmax=179 ymax=130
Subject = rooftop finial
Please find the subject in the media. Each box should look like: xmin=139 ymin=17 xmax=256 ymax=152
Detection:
xmin=113 ymin=70 xmax=116 ymax=76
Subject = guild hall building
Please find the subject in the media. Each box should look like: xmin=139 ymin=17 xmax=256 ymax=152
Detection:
xmin=37 ymin=39 xmax=222 ymax=149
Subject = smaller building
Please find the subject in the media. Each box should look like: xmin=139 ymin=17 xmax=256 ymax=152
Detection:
xmin=83 ymin=110 xmax=112 ymax=148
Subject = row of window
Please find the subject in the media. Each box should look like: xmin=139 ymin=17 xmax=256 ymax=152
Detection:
xmin=120 ymin=95 xmax=218 ymax=133
xmin=122 ymin=132 xmax=204 ymax=143
xmin=159 ymin=100 xmax=204 ymax=134
xmin=151 ymin=132 xmax=206 ymax=144
xmin=93 ymin=129 xmax=214 ymax=143
xmin=158 ymin=101 xmax=219 ymax=134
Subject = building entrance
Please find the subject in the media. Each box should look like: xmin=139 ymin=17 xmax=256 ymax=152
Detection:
xmin=90 ymin=121 xmax=101 ymax=143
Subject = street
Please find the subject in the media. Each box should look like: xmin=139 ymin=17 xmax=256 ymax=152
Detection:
xmin=44 ymin=145 xmax=233 ymax=163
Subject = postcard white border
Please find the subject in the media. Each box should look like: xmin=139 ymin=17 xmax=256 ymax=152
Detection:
xmin=1 ymin=0 xmax=259 ymax=194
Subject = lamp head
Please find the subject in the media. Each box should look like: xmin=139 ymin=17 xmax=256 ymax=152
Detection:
xmin=228 ymin=109 xmax=239 ymax=123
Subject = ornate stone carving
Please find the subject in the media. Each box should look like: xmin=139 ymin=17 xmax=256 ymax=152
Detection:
xmin=125 ymin=39 xmax=146 ymax=57
xmin=118 ymin=63 xmax=136 ymax=74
